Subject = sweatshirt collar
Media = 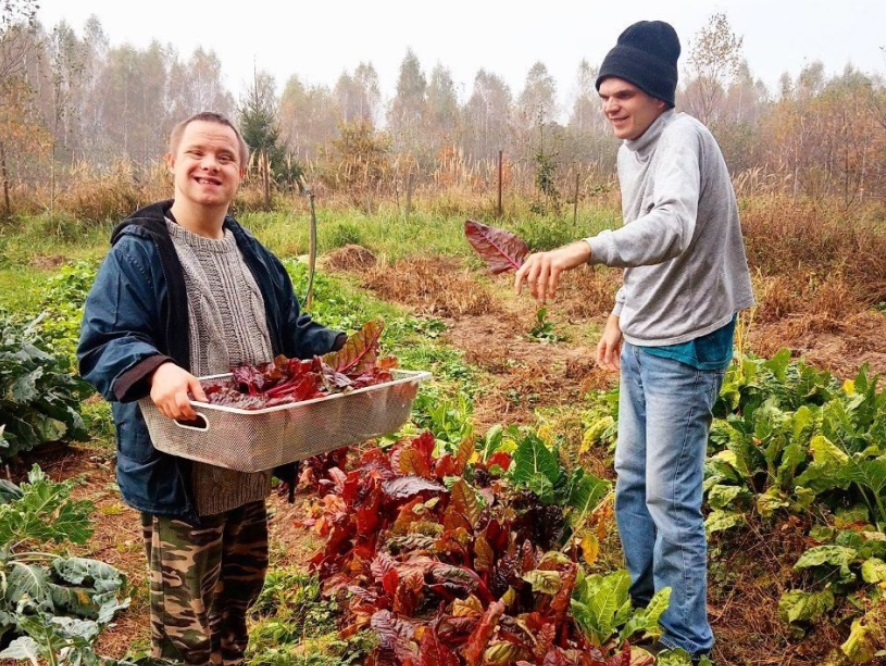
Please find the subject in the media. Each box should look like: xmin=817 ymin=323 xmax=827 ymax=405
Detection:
xmin=624 ymin=109 xmax=675 ymax=156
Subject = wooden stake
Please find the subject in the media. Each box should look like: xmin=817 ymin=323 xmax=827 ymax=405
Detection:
xmin=497 ymin=150 xmax=503 ymax=218
xmin=573 ymin=170 xmax=580 ymax=227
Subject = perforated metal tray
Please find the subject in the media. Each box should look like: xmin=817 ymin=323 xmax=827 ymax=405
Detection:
xmin=138 ymin=370 xmax=431 ymax=472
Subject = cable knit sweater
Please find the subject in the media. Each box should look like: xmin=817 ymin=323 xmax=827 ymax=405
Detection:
xmin=167 ymin=219 xmax=274 ymax=516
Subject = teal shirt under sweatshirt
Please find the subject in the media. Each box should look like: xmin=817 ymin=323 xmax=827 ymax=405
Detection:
xmin=642 ymin=315 xmax=737 ymax=371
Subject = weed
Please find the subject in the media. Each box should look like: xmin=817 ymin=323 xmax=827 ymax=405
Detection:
xmin=411 ymin=388 xmax=474 ymax=454
xmin=247 ymin=569 xmax=374 ymax=666
xmin=324 ymin=221 xmax=364 ymax=250
xmin=529 ymin=307 xmax=568 ymax=343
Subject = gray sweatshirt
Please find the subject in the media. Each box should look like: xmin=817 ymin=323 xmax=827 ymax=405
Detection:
xmin=586 ymin=110 xmax=755 ymax=346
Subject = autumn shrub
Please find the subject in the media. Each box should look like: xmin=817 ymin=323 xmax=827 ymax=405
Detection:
xmin=741 ymin=194 xmax=886 ymax=307
xmin=52 ymin=161 xmax=166 ymax=225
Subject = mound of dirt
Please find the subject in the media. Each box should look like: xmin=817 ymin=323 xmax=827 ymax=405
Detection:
xmin=324 ymin=244 xmax=377 ymax=271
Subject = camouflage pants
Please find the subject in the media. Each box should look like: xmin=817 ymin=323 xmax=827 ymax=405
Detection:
xmin=141 ymin=500 xmax=269 ymax=666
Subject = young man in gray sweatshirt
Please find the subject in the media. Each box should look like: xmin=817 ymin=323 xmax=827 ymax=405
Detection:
xmin=515 ymin=20 xmax=754 ymax=661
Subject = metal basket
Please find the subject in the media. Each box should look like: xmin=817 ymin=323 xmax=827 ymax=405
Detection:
xmin=138 ymin=370 xmax=431 ymax=472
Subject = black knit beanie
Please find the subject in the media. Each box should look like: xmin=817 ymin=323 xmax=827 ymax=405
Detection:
xmin=595 ymin=20 xmax=681 ymax=108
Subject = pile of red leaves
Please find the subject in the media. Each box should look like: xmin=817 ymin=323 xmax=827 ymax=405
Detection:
xmin=203 ymin=320 xmax=398 ymax=410
xmin=301 ymin=432 xmax=634 ymax=666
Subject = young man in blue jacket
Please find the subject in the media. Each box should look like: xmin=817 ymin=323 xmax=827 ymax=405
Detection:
xmin=515 ymin=21 xmax=755 ymax=662
xmin=78 ymin=112 xmax=344 ymax=665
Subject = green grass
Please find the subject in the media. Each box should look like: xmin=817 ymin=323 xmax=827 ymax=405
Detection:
xmin=246 ymin=569 xmax=375 ymax=666
xmin=0 ymin=268 xmax=50 ymax=311
xmin=0 ymin=214 xmax=115 ymax=266
xmin=241 ymin=205 xmax=620 ymax=263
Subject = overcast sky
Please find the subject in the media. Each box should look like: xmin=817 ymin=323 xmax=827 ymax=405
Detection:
xmin=35 ymin=0 xmax=886 ymax=109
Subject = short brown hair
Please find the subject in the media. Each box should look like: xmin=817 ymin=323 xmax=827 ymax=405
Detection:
xmin=168 ymin=111 xmax=250 ymax=166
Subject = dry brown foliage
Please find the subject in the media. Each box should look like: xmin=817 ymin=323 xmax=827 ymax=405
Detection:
xmin=37 ymin=161 xmax=170 ymax=224
xmin=709 ymin=515 xmax=847 ymax=665
xmin=742 ymin=196 xmax=886 ymax=306
xmin=323 ymin=244 xmax=378 ymax=271
xmin=754 ymin=273 xmax=864 ymax=326
xmin=361 ymin=257 xmax=499 ymax=318
xmin=558 ymin=267 xmax=623 ymax=320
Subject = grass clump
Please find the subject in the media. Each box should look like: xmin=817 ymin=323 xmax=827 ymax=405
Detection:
xmin=247 ymin=569 xmax=375 ymax=666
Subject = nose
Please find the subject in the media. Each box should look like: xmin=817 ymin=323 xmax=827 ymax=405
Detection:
xmin=200 ymin=153 xmax=220 ymax=172
xmin=602 ymin=97 xmax=618 ymax=116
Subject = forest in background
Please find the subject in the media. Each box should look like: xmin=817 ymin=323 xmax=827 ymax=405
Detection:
xmin=0 ymin=1 xmax=883 ymax=220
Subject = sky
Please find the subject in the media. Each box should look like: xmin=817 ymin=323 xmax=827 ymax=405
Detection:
xmin=35 ymin=0 xmax=886 ymax=110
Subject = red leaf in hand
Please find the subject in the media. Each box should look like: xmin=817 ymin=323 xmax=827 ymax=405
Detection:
xmin=465 ymin=220 xmax=530 ymax=274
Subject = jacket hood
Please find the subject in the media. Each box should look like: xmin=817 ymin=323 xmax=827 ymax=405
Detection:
xmin=110 ymin=200 xmax=174 ymax=246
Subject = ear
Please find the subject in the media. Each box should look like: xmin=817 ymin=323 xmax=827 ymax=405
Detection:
xmin=165 ymin=152 xmax=175 ymax=172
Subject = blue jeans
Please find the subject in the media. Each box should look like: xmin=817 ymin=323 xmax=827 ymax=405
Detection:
xmin=615 ymin=342 xmax=724 ymax=656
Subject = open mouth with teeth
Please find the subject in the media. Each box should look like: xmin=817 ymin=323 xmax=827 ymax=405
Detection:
xmin=194 ymin=176 xmax=222 ymax=186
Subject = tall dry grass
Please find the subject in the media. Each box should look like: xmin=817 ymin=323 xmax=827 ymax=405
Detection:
xmin=740 ymin=194 xmax=886 ymax=323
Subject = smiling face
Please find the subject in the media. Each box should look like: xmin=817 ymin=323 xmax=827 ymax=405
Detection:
xmin=166 ymin=119 xmax=245 ymax=213
xmin=598 ymin=78 xmax=667 ymax=141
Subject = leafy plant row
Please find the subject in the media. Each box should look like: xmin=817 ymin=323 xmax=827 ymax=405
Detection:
xmin=0 ymin=466 xmax=131 ymax=666
xmin=582 ymin=350 xmax=886 ymax=663
xmin=299 ymin=428 xmax=679 ymax=665
xmin=0 ymin=316 xmax=92 ymax=460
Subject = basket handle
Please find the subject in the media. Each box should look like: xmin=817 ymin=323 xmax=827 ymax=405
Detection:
xmin=174 ymin=412 xmax=209 ymax=432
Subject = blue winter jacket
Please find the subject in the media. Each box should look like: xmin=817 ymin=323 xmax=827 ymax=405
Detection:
xmin=78 ymin=200 xmax=342 ymax=522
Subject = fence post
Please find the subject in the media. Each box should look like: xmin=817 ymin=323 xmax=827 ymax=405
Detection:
xmin=573 ymin=169 xmax=580 ymax=227
xmin=497 ymin=150 xmax=503 ymax=217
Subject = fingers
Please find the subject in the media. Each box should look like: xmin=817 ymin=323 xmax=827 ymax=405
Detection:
xmin=514 ymin=261 xmax=528 ymax=295
xmin=515 ymin=254 xmax=557 ymax=304
xmin=547 ymin=266 xmax=561 ymax=301
xmin=595 ymin=336 xmax=622 ymax=372
xmin=608 ymin=343 xmax=622 ymax=371
xmin=150 ymin=363 xmax=203 ymax=421
xmin=174 ymin=390 xmax=197 ymax=421
xmin=189 ymin=376 xmax=208 ymax=403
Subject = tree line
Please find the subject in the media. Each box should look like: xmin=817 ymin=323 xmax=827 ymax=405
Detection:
xmin=0 ymin=4 xmax=884 ymax=217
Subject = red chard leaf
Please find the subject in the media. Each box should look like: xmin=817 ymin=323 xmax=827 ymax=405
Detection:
xmin=383 ymin=476 xmax=447 ymax=500
xmin=322 ymin=320 xmax=384 ymax=375
xmin=463 ymin=600 xmax=506 ymax=666
xmin=465 ymin=220 xmax=531 ymax=274
xmin=418 ymin=626 xmax=460 ymax=666
xmin=398 ymin=449 xmax=434 ymax=478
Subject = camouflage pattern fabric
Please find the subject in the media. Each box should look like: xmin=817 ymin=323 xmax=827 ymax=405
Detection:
xmin=141 ymin=500 xmax=269 ymax=665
